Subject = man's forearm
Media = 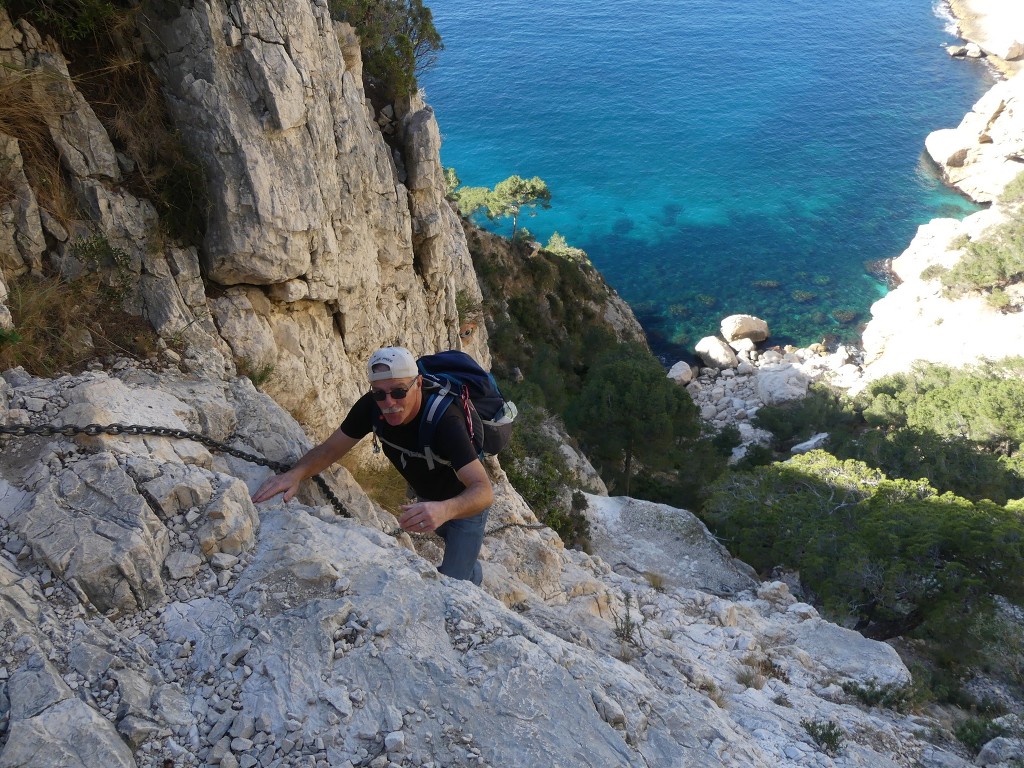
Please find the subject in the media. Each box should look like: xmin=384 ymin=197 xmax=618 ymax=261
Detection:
xmin=444 ymin=480 xmax=494 ymax=520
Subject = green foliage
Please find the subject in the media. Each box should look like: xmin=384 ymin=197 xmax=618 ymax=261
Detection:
xmin=704 ymin=451 xmax=1024 ymax=642
xmin=611 ymin=592 xmax=647 ymax=649
xmin=919 ymin=263 xmax=948 ymax=281
xmin=999 ymin=169 xmax=1024 ymax=204
xmin=941 ymin=210 xmax=1024 ymax=297
xmin=238 ymin=358 xmax=275 ymax=388
xmin=443 ymin=167 xmax=460 ymax=197
xmin=949 ymin=233 xmax=971 ymax=251
xmin=544 ymin=232 xmax=590 ymax=263
xmin=6 ymin=0 xmax=123 ymax=43
xmin=567 ymin=343 xmax=699 ymax=495
xmin=954 ymin=717 xmax=1009 ymax=755
xmin=840 ymin=678 xmax=925 ymax=713
xmin=328 ymin=0 xmax=443 ymax=99
xmin=864 ymin=360 xmax=1024 ymax=449
xmin=454 ymin=289 xmax=482 ymax=325
xmin=967 ymin=607 xmax=1024 ymax=686
xmin=753 ymin=361 xmax=1024 ymax=504
xmin=753 ymin=385 xmax=857 ymax=447
xmin=455 ymin=175 xmax=551 ymax=241
xmin=502 ymin=403 xmax=590 ymax=548
xmin=801 ymin=719 xmax=844 ymax=757
xmin=72 ymin=234 xmax=132 ymax=301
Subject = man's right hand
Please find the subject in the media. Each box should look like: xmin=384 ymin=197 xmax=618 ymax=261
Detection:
xmin=251 ymin=469 xmax=303 ymax=503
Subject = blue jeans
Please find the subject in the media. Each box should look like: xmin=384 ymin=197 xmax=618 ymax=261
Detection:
xmin=435 ymin=507 xmax=489 ymax=586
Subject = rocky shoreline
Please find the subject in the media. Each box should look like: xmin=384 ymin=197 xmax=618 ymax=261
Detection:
xmin=676 ymin=0 xmax=1024 ymax=439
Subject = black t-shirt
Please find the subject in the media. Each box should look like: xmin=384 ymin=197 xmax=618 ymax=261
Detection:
xmin=341 ymin=392 xmax=479 ymax=501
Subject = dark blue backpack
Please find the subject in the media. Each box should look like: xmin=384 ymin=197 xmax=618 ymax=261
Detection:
xmin=373 ymin=351 xmax=517 ymax=470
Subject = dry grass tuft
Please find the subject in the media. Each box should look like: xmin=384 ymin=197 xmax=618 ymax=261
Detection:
xmin=0 ymin=64 xmax=80 ymax=224
xmin=0 ymin=268 xmax=160 ymax=376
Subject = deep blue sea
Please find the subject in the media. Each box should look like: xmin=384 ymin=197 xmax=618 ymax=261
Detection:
xmin=420 ymin=0 xmax=997 ymax=358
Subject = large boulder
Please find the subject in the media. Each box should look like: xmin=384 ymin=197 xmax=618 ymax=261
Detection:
xmin=720 ymin=314 xmax=769 ymax=343
xmin=925 ymin=73 xmax=1024 ymax=202
xmin=754 ymin=364 xmax=810 ymax=405
xmin=695 ymin=336 xmax=738 ymax=369
xmin=667 ymin=360 xmax=694 ymax=385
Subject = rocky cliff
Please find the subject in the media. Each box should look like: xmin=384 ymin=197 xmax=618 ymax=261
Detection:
xmin=0 ymin=1 xmax=486 ymax=443
xmin=860 ymin=62 xmax=1024 ymax=385
xmin=0 ymin=364 xmax=986 ymax=768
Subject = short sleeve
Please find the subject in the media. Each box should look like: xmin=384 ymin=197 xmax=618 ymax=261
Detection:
xmin=340 ymin=393 xmax=376 ymax=439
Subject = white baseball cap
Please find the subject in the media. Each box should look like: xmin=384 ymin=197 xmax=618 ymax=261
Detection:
xmin=367 ymin=347 xmax=418 ymax=382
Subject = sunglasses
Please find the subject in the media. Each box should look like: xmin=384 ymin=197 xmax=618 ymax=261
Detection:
xmin=370 ymin=383 xmax=415 ymax=401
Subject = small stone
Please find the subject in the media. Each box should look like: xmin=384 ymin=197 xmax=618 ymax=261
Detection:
xmin=384 ymin=731 xmax=405 ymax=753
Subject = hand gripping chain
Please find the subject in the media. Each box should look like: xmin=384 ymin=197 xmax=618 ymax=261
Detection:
xmin=0 ymin=423 xmax=550 ymax=539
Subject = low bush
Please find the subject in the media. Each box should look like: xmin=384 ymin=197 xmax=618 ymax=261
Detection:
xmin=801 ymin=719 xmax=844 ymax=756
xmin=954 ymin=717 xmax=1009 ymax=756
xmin=502 ymin=403 xmax=590 ymax=549
xmin=840 ymin=678 xmax=925 ymax=713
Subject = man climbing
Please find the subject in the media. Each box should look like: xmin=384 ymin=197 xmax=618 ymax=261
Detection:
xmin=251 ymin=346 xmax=494 ymax=585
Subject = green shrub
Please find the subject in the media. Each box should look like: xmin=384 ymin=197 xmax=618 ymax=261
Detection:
xmin=801 ymin=719 xmax=844 ymax=756
xmin=502 ymin=403 xmax=590 ymax=549
xmin=954 ymin=717 xmax=1009 ymax=755
xmin=703 ymin=451 xmax=1024 ymax=643
xmin=6 ymin=0 xmax=123 ymax=44
xmin=840 ymin=678 xmax=925 ymax=713
xmin=999 ymin=169 xmax=1024 ymax=204
xmin=986 ymin=287 xmax=1012 ymax=311
xmin=920 ymin=263 xmax=948 ymax=281
xmin=941 ymin=212 xmax=1024 ymax=296
xmin=752 ymin=384 xmax=857 ymax=447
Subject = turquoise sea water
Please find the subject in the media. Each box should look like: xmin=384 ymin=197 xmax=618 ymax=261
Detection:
xmin=421 ymin=0 xmax=996 ymax=358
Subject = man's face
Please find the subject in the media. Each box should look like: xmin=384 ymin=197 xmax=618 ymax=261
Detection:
xmin=370 ymin=376 xmax=422 ymax=427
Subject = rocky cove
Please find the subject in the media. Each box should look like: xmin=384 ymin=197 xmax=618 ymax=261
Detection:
xmin=0 ymin=2 xmax=1022 ymax=768
xmin=675 ymin=1 xmax=1024 ymax=446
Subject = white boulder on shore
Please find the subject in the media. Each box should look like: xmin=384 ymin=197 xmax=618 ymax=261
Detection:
xmin=925 ymin=71 xmax=1024 ymax=203
xmin=695 ymin=336 xmax=739 ymax=369
xmin=721 ymin=314 xmax=770 ymax=344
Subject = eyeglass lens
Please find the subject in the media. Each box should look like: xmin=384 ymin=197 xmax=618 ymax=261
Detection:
xmin=371 ymin=386 xmax=409 ymax=401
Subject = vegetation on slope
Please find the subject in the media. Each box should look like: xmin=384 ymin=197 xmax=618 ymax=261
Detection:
xmin=926 ymin=170 xmax=1024 ymax=310
xmin=465 ymin=224 xmax=736 ymax=545
xmin=327 ymin=0 xmax=443 ymax=100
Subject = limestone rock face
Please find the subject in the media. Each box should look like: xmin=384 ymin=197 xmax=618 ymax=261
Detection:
xmin=720 ymin=314 xmax=769 ymax=343
xmin=925 ymin=72 xmax=1024 ymax=202
xmin=859 ymin=207 xmax=1024 ymax=386
xmin=133 ymin=0 xmax=485 ymax=435
xmin=3 ymin=453 xmax=170 ymax=613
xmin=1 ymin=4 xmax=488 ymax=439
xmin=2 ymin=364 xmax=984 ymax=768
xmin=3 ymin=659 xmax=136 ymax=768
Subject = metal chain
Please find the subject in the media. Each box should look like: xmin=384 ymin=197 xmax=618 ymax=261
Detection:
xmin=386 ymin=520 xmax=549 ymax=540
xmin=0 ymin=422 xmax=350 ymax=518
xmin=0 ymin=423 xmax=551 ymax=538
